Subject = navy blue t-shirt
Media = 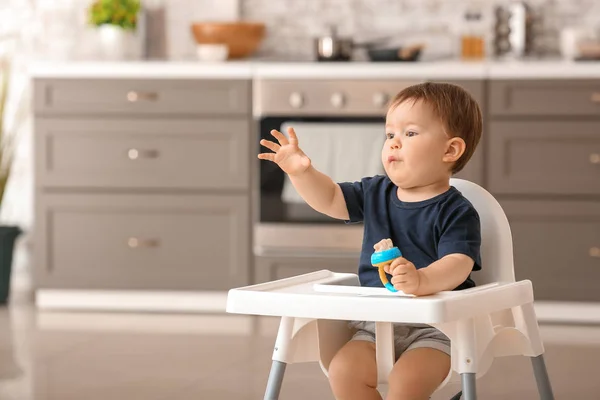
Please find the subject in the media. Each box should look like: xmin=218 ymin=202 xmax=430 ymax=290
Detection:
xmin=339 ymin=175 xmax=482 ymax=291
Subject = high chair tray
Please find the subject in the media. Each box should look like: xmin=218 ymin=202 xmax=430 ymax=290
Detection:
xmin=226 ymin=270 xmax=534 ymax=324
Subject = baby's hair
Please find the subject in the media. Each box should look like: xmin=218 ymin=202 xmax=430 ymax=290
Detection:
xmin=388 ymin=82 xmax=482 ymax=174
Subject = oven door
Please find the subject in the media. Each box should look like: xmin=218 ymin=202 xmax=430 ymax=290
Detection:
xmin=259 ymin=116 xmax=386 ymax=224
xmin=256 ymin=116 xmax=385 ymax=257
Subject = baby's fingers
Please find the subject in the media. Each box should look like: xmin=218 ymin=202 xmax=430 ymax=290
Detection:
xmin=258 ymin=153 xmax=276 ymax=162
xmin=259 ymin=139 xmax=280 ymax=153
xmin=270 ymin=129 xmax=289 ymax=146
xmin=287 ymin=127 xmax=299 ymax=144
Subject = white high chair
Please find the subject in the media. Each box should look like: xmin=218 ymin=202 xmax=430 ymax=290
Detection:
xmin=226 ymin=178 xmax=555 ymax=400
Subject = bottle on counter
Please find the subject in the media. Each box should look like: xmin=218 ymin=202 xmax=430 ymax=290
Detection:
xmin=461 ymin=8 xmax=486 ymax=60
xmin=142 ymin=0 xmax=168 ymax=60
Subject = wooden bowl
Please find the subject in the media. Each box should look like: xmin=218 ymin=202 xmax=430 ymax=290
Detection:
xmin=191 ymin=22 xmax=266 ymax=59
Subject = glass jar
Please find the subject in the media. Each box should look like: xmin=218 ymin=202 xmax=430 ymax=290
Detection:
xmin=461 ymin=10 xmax=486 ymax=60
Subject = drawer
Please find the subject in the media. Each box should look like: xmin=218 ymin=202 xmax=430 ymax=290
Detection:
xmin=502 ymin=200 xmax=600 ymax=302
xmin=34 ymin=193 xmax=250 ymax=291
xmin=488 ymin=121 xmax=600 ymax=195
xmin=34 ymin=79 xmax=250 ymax=116
xmin=35 ymin=118 xmax=249 ymax=190
xmin=490 ymin=80 xmax=600 ymax=117
xmin=254 ymin=254 xmax=358 ymax=284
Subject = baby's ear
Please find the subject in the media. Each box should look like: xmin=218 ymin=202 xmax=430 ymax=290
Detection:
xmin=443 ymin=137 xmax=466 ymax=163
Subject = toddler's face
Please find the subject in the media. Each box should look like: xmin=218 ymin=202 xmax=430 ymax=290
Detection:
xmin=382 ymin=99 xmax=452 ymax=189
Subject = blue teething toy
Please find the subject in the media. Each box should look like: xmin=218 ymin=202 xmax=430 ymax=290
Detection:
xmin=371 ymin=247 xmax=402 ymax=292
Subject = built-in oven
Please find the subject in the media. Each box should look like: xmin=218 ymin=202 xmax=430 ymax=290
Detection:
xmin=253 ymin=78 xmax=420 ymax=258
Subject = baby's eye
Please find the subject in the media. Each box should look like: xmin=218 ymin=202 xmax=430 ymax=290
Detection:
xmin=405 ymin=131 xmax=418 ymax=137
xmin=386 ymin=132 xmax=395 ymax=139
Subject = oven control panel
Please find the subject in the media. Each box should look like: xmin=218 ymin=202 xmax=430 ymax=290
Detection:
xmin=254 ymin=79 xmax=421 ymax=117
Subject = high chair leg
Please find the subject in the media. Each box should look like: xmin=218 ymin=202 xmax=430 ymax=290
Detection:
xmin=531 ymin=354 xmax=555 ymax=400
xmin=461 ymin=373 xmax=477 ymax=400
xmin=264 ymin=361 xmax=286 ymax=400
xmin=264 ymin=317 xmax=295 ymax=400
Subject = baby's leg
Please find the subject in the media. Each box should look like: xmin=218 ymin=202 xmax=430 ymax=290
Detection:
xmin=328 ymin=340 xmax=382 ymax=400
xmin=386 ymin=347 xmax=450 ymax=400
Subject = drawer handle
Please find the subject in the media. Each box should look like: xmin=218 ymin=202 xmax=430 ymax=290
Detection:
xmin=127 ymin=91 xmax=158 ymax=102
xmin=590 ymin=247 xmax=600 ymax=258
xmin=128 ymin=237 xmax=160 ymax=249
xmin=590 ymin=153 xmax=600 ymax=165
xmin=591 ymin=92 xmax=600 ymax=103
xmin=128 ymin=148 xmax=159 ymax=160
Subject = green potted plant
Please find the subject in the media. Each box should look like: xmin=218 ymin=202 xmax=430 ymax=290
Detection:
xmin=88 ymin=0 xmax=141 ymax=60
xmin=0 ymin=58 xmax=23 ymax=305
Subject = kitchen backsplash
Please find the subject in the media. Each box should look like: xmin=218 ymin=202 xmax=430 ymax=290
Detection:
xmin=15 ymin=0 xmax=600 ymax=61
xmin=240 ymin=0 xmax=600 ymax=60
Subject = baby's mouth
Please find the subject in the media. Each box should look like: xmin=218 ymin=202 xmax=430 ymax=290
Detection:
xmin=387 ymin=155 xmax=398 ymax=163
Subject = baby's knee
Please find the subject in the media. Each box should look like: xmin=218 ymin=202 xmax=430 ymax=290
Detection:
xmin=327 ymin=342 xmax=377 ymax=388
xmin=327 ymin=351 xmax=356 ymax=386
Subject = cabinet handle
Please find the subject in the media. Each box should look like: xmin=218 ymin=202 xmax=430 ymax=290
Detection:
xmin=591 ymin=92 xmax=600 ymax=103
xmin=128 ymin=148 xmax=159 ymax=160
xmin=127 ymin=91 xmax=158 ymax=102
xmin=128 ymin=237 xmax=160 ymax=249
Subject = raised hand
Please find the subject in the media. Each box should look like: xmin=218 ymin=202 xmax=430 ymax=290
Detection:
xmin=258 ymin=127 xmax=311 ymax=176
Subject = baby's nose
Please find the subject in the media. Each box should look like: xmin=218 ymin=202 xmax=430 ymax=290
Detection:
xmin=390 ymin=142 xmax=400 ymax=149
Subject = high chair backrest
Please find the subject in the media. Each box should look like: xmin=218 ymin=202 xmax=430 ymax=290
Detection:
xmin=450 ymin=178 xmax=515 ymax=284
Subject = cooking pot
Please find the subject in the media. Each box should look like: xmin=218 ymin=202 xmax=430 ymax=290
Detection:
xmin=314 ymin=27 xmax=389 ymax=62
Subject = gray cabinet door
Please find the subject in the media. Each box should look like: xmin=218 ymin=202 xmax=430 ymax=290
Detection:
xmin=490 ymin=80 xmax=600 ymax=116
xmin=502 ymin=199 xmax=600 ymax=302
xmin=35 ymin=118 xmax=250 ymax=190
xmin=488 ymin=120 xmax=600 ymax=195
xmin=254 ymin=254 xmax=359 ymax=284
xmin=35 ymin=193 xmax=250 ymax=290
xmin=34 ymin=79 xmax=250 ymax=116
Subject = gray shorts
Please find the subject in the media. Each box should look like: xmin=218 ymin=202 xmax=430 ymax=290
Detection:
xmin=349 ymin=321 xmax=451 ymax=361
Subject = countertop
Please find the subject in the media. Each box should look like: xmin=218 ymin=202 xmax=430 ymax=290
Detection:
xmin=29 ymin=59 xmax=600 ymax=80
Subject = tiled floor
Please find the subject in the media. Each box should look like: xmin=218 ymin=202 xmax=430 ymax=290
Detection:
xmin=2 ymin=290 xmax=600 ymax=399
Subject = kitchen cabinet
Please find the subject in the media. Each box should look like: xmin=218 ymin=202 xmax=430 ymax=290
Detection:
xmin=35 ymin=118 xmax=250 ymax=190
xmin=488 ymin=120 xmax=600 ymax=195
xmin=31 ymin=68 xmax=600 ymax=309
xmin=33 ymin=78 xmax=253 ymax=293
xmin=488 ymin=79 xmax=600 ymax=303
xmin=501 ymin=200 xmax=600 ymax=302
xmin=34 ymin=79 xmax=250 ymax=116
xmin=35 ymin=193 xmax=250 ymax=291
xmin=489 ymin=79 xmax=600 ymax=117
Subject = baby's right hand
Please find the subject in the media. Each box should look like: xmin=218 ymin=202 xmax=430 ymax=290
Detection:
xmin=258 ymin=127 xmax=311 ymax=176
